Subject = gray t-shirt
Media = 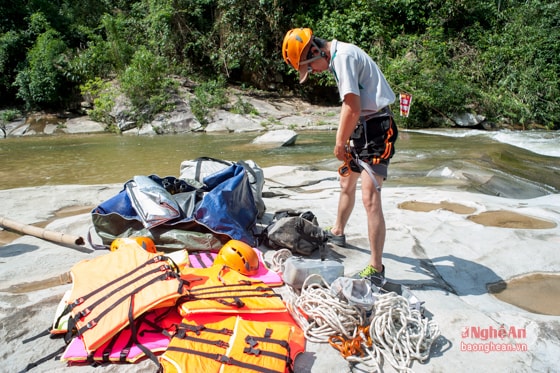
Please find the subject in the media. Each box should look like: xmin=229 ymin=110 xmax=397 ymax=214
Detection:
xmin=329 ymin=39 xmax=395 ymax=117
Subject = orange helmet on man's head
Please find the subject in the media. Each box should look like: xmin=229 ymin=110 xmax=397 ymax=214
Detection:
xmin=282 ymin=28 xmax=313 ymax=70
xmin=213 ymin=240 xmax=259 ymax=276
xmin=282 ymin=28 xmax=315 ymax=83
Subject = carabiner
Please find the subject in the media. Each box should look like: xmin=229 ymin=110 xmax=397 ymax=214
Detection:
xmin=338 ymin=152 xmax=353 ymax=177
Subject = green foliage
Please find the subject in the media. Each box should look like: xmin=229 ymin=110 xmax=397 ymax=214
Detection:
xmin=119 ymin=46 xmax=177 ymax=124
xmin=475 ymin=0 xmax=560 ymax=128
xmin=190 ymin=78 xmax=229 ymax=125
xmin=230 ymin=95 xmax=258 ymax=116
xmin=100 ymin=14 xmax=136 ymax=72
xmin=1 ymin=108 xmax=21 ymax=123
xmin=80 ymin=78 xmax=116 ymax=126
xmin=13 ymin=27 xmax=70 ymax=109
xmin=64 ymin=33 xmax=114 ymax=83
xmin=1 ymin=0 xmax=559 ymax=128
xmin=0 ymin=30 xmax=24 ymax=102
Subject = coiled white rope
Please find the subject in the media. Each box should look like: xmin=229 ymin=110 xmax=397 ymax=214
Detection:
xmin=344 ymin=291 xmax=440 ymax=372
xmin=368 ymin=291 xmax=440 ymax=372
xmin=281 ymin=270 xmax=440 ymax=372
xmin=285 ymin=274 xmax=366 ymax=343
xmin=268 ymin=248 xmax=293 ymax=272
xmin=270 ymin=251 xmax=440 ymax=371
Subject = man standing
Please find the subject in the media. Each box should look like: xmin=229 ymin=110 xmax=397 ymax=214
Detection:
xmin=282 ymin=28 xmax=398 ymax=285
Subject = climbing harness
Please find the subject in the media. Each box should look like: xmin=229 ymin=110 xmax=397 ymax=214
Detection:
xmin=355 ymin=157 xmax=382 ymax=192
xmin=338 ymin=143 xmax=382 ymax=192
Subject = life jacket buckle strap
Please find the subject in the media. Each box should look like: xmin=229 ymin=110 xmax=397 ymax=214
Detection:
xmin=79 ymin=308 xmax=91 ymax=318
xmin=215 ymin=340 xmax=229 ymax=348
xmin=72 ymin=297 xmax=85 ymax=308
xmin=217 ymin=354 xmax=232 ymax=364
xmin=245 ymin=336 xmax=258 ymax=347
xmin=244 ymin=347 xmax=262 ymax=356
xmin=220 ymin=327 xmax=233 ymax=336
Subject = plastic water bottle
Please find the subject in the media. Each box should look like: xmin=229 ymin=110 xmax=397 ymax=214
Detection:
xmin=282 ymin=256 xmax=345 ymax=289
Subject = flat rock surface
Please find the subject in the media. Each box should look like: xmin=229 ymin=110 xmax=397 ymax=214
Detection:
xmin=1 ymin=166 xmax=559 ymax=373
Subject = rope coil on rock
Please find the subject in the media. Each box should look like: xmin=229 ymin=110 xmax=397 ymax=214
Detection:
xmin=367 ymin=291 xmax=441 ymax=372
xmin=285 ymin=274 xmax=366 ymax=343
xmin=269 ymin=248 xmax=293 ymax=272
xmin=269 ymin=249 xmax=440 ymax=371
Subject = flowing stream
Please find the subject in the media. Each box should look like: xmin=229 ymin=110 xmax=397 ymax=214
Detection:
xmin=1 ymin=129 xmax=559 ymax=198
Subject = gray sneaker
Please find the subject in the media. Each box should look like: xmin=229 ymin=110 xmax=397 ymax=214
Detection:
xmin=325 ymin=229 xmax=346 ymax=247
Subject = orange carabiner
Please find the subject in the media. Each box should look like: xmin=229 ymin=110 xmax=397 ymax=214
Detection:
xmin=357 ymin=325 xmax=372 ymax=347
xmin=329 ymin=335 xmax=346 ymax=353
xmin=328 ymin=335 xmax=364 ymax=358
xmin=338 ymin=152 xmax=353 ymax=177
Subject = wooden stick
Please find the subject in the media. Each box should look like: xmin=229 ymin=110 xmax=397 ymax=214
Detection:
xmin=0 ymin=216 xmax=85 ymax=246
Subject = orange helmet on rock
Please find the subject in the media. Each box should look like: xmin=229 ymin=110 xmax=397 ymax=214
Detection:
xmin=213 ymin=240 xmax=259 ymax=276
xmin=110 ymin=236 xmax=157 ymax=253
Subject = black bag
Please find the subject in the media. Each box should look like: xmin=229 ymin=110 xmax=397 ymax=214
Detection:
xmin=262 ymin=209 xmax=327 ymax=256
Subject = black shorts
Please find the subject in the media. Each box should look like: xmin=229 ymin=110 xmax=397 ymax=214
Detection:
xmin=348 ymin=115 xmax=398 ymax=178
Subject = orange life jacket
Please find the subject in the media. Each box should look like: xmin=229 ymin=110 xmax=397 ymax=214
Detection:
xmin=178 ymin=266 xmax=287 ymax=316
xmin=65 ymin=242 xmax=186 ymax=353
xmin=160 ymin=312 xmax=305 ymax=373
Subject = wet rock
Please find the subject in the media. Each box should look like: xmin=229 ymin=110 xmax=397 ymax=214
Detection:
xmin=452 ymin=112 xmax=487 ymax=128
xmin=252 ymin=129 xmax=298 ymax=146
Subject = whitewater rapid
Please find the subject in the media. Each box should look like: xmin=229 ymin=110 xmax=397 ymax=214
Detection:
xmin=408 ymin=129 xmax=560 ymax=158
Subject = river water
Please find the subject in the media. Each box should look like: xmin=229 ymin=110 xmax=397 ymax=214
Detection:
xmin=1 ymin=129 xmax=559 ymax=198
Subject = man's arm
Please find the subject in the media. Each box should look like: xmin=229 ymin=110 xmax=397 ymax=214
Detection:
xmin=334 ymin=93 xmax=361 ymax=161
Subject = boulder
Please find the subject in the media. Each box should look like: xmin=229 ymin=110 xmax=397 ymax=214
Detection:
xmin=63 ymin=117 xmax=105 ymax=134
xmin=204 ymin=110 xmax=263 ymax=133
xmin=252 ymin=129 xmax=298 ymax=146
xmin=453 ymin=112 xmax=486 ymax=128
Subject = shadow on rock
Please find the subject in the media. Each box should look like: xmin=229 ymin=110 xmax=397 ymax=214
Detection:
xmin=0 ymin=243 xmax=39 ymax=258
xmin=384 ymin=252 xmax=503 ymax=296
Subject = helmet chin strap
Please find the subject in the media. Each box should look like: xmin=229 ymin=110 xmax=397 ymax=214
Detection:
xmin=300 ymin=41 xmax=326 ymax=67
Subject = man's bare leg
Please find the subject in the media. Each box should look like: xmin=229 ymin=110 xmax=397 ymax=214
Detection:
xmin=331 ymin=172 xmax=360 ymax=236
xmin=361 ymin=171 xmax=385 ymax=273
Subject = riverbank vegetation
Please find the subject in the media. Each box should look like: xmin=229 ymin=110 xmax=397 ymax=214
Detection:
xmin=1 ymin=0 xmax=558 ymax=129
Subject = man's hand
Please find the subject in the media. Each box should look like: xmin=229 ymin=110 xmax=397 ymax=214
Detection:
xmin=334 ymin=142 xmax=347 ymax=161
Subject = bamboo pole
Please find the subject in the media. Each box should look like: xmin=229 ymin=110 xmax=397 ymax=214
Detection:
xmin=0 ymin=216 xmax=85 ymax=246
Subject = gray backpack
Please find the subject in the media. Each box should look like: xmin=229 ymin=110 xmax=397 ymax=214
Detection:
xmin=263 ymin=209 xmax=327 ymax=257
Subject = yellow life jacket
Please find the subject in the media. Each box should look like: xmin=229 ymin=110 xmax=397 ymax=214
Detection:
xmin=178 ymin=266 xmax=287 ymax=316
xmin=65 ymin=242 xmax=185 ymax=353
xmin=160 ymin=312 xmax=305 ymax=373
